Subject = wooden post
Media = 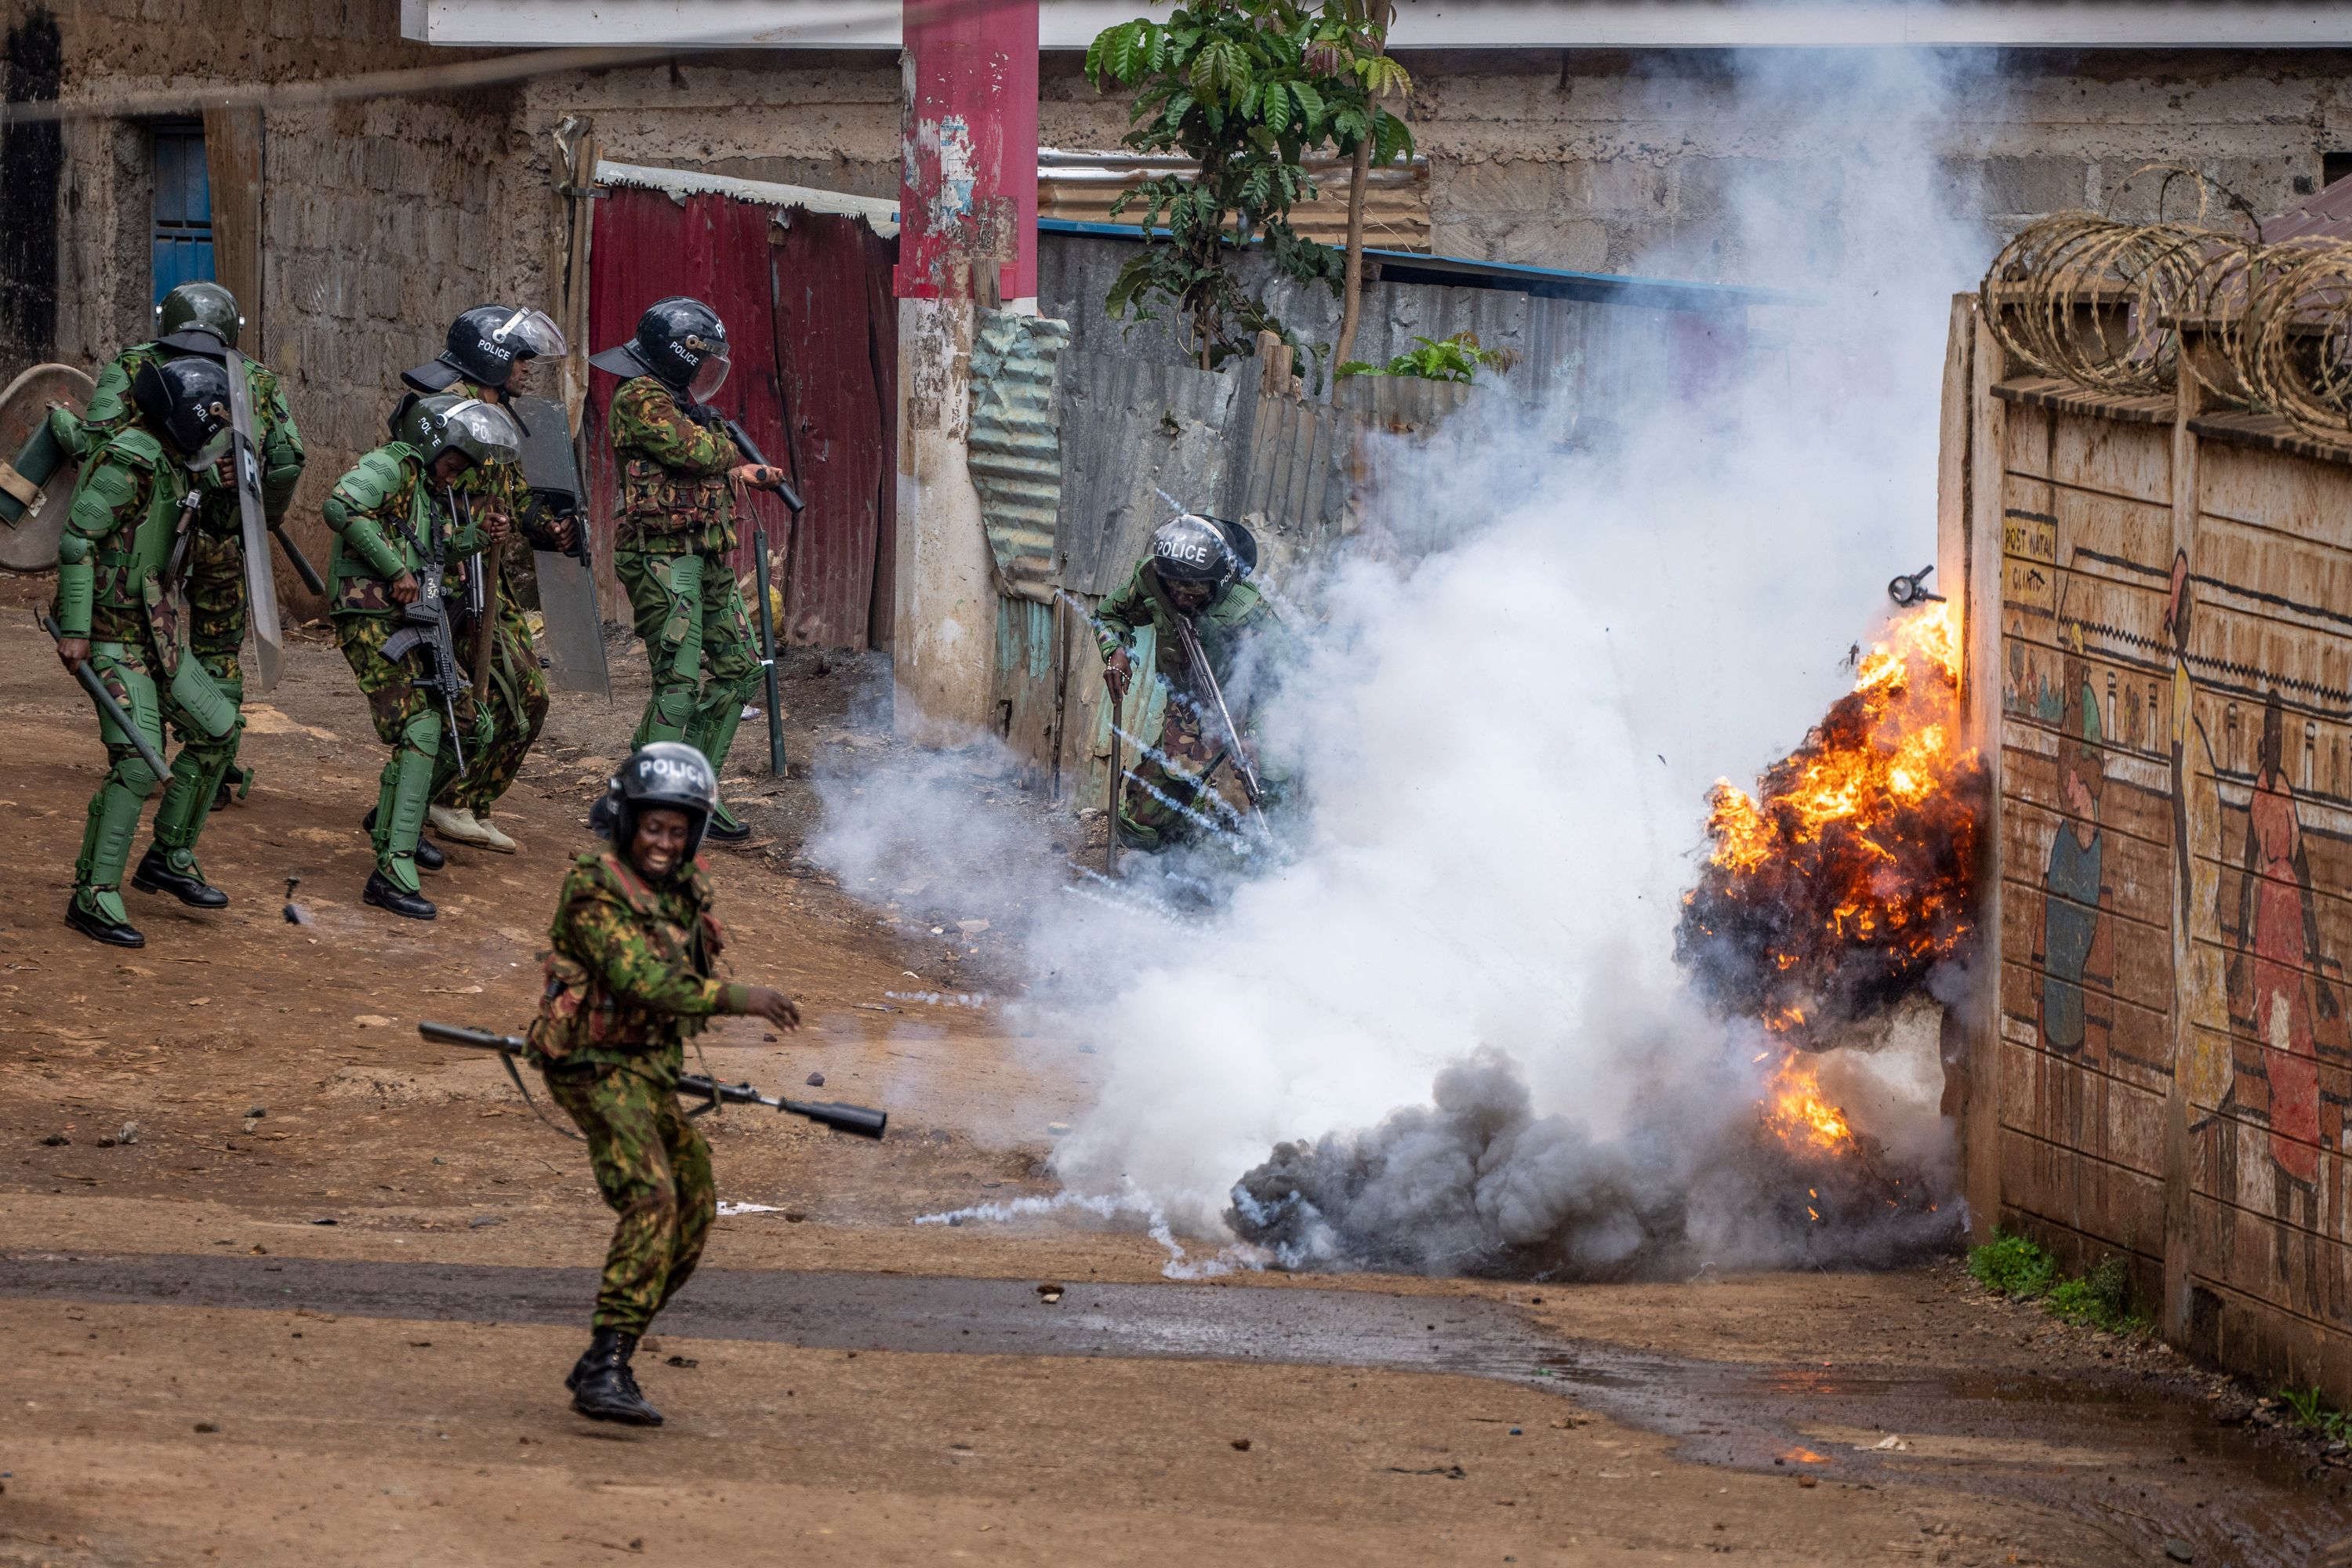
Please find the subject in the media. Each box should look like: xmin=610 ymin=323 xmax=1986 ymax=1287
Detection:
xmin=2161 ymin=328 xmax=2207 ymax=1345
xmin=201 ymin=107 xmax=264 ymax=354
xmin=1963 ymin=300 xmax=2009 ymax=1247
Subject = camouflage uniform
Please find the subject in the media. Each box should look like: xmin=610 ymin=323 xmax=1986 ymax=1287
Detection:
xmin=1095 ymin=561 xmax=1283 ymax=851
xmin=323 ymin=441 xmax=488 ymax=895
xmin=608 ymin=376 xmax=760 ymax=815
xmin=421 ymin=379 xmax=552 ymax=817
xmin=532 ymin=848 xmax=750 ymax=1337
xmin=51 ymin=422 xmax=238 ymax=926
xmin=78 ymin=343 xmax=303 ymax=871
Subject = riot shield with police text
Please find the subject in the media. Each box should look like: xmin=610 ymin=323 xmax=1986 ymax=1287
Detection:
xmin=222 ymin=348 xmax=284 ymax=691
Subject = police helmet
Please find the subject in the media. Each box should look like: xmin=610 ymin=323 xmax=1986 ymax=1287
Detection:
xmin=153 ymin=281 xmax=241 ymax=354
xmin=596 ymin=742 xmax=720 ymax=862
xmin=1149 ymin=512 xmax=1254 ymax=589
xmin=413 ymin=303 xmax=568 ymax=392
xmin=131 ymin=356 xmax=234 ymax=467
xmin=588 ymin=297 xmax=730 ymax=405
xmin=397 ymin=394 xmax=522 ymax=474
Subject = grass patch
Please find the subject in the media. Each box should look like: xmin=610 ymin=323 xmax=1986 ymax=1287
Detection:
xmin=2279 ymin=1385 xmax=2352 ymax=1443
xmin=1966 ymin=1231 xmax=2150 ymax=1334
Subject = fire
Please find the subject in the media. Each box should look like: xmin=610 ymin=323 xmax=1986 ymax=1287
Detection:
xmin=1675 ymin=601 xmax=1984 ymax=1036
xmin=1764 ymin=1051 xmax=1853 ymax=1154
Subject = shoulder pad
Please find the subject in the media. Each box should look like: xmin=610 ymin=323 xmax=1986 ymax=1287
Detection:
xmin=335 ymin=446 xmax=416 ymax=510
xmin=103 ymin=428 xmax=165 ymax=472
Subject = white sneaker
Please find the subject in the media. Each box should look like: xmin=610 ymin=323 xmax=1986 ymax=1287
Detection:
xmin=472 ymin=813 xmax=519 ymax=854
xmin=427 ymin=804 xmax=499 ymax=848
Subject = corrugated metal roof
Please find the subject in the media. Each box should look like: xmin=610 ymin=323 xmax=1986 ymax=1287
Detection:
xmin=969 ymin=310 xmax=1073 ymax=603
xmin=1040 ymin=148 xmax=1432 ymax=252
xmin=2262 ymin=173 xmax=2352 ymax=242
xmin=1037 ymin=217 xmax=1809 ymax=310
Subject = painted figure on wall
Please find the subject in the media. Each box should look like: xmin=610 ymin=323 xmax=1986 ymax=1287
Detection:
xmin=2037 ymin=655 xmax=2115 ymax=1062
xmin=2227 ymin=691 xmax=2343 ymax=1188
xmin=2031 ymin=654 xmax=2114 ymax=1190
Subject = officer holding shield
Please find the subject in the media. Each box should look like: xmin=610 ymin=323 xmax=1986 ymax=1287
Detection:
xmin=51 ymin=358 xmax=244 ymax=947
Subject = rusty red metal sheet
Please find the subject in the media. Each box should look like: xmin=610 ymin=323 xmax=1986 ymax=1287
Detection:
xmin=586 ymin=185 xmax=895 ymax=649
xmin=771 ymin=209 xmax=896 ymax=649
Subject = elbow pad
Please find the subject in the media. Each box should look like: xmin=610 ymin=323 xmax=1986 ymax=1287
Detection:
xmin=54 ymin=544 xmax=93 ymax=634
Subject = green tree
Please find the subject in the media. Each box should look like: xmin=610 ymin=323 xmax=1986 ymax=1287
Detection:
xmin=1086 ymin=0 xmax=1415 ymax=372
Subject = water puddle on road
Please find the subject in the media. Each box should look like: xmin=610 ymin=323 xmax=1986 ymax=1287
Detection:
xmin=1523 ymin=1341 xmax=2350 ymax=1566
xmin=8 ymin=1250 xmax=2347 ymax=1562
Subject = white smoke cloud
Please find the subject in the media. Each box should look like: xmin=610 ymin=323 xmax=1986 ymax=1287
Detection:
xmin=819 ymin=48 xmax=1994 ymax=1271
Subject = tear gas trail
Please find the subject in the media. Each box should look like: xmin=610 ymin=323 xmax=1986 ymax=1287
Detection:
xmin=812 ymin=49 xmax=1996 ymax=1278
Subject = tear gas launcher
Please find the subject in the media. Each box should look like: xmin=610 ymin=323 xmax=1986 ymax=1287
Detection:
xmin=712 ymin=415 xmax=800 ymax=778
xmin=417 ymin=1020 xmax=888 ymax=1139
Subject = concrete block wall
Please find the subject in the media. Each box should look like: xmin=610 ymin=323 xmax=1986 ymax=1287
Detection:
xmin=1044 ymin=49 xmax=2352 ymax=285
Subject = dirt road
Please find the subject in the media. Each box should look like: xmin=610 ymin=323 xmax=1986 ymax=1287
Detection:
xmin=1 ymin=590 xmax=2345 ymax=1566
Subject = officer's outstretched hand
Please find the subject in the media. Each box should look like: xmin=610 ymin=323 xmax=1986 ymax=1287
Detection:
xmin=731 ymin=463 xmax=785 ymax=491
xmin=739 ymin=986 xmax=802 ymax=1031
xmin=1103 ymin=648 xmax=1132 ymax=702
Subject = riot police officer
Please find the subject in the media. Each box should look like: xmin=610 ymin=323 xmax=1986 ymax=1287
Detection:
xmin=322 ymin=394 xmax=522 ymax=919
xmin=390 ymin=304 xmax=573 ymax=855
xmin=588 ymin=299 xmax=789 ymax=844
xmin=51 ymin=357 xmax=242 ymax=947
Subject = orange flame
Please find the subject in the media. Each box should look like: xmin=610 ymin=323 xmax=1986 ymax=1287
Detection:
xmin=1764 ymin=1052 xmax=1853 ymax=1156
xmin=1677 ymin=601 xmax=1984 ymax=1036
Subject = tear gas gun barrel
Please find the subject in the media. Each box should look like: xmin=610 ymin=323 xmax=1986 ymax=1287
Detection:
xmin=379 ymin=550 xmax=469 ymax=774
xmin=717 ymin=417 xmax=804 ymax=514
xmin=40 ymin=612 xmax=172 ymax=780
xmin=418 ymin=1020 xmax=888 ymax=1140
xmin=1168 ymin=613 xmax=1269 ymax=829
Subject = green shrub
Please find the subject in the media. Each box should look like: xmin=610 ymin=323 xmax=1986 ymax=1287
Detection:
xmin=2280 ymin=1385 xmax=2352 ymax=1443
xmin=1967 ymin=1230 xmax=2056 ymax=1298
xmin=1336 ymin=331 xmax=1519 ymax=385
xmin=1967 ymin=1232 xmax=2149 ymax=1334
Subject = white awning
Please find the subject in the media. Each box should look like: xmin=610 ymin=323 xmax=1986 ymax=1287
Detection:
xmin=593 ymin=158 xmax=901 ymax=238
xmin=406 ymin=0 xmax=2352 ymax=50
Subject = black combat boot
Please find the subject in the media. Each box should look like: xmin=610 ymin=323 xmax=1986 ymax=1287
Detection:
xmin=363 ymin=868 xmax=437 ymax=921
xmin=568 ymin=1328 xmax=663 ymax=1426
xmin=132 ymin=847 xmax=230 ymax=909
xmin=361 ymin=808 xmax=444 ymax=872
xmin=64 ymin=895 xmax=143 ymax=949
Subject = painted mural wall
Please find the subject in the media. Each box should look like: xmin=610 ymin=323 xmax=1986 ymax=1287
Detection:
xmin=1956 ymin=301 xmax=2352 ymax=1392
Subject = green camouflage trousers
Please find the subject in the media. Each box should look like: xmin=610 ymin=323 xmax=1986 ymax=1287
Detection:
xmin=616 ymin=546 xmax=761 ymax=767
xmin=187 ymin=529 xmax=245 ymax=683
xmin=545 ymin=1058 xmax=715 ymax=1336
xmin=334 ymin=614 xmax=482 ymax=791
xmin=1120 ymin=696 xmax=1224 ymax=852
xmin=438 ymin=575 xmax=549 ymax=814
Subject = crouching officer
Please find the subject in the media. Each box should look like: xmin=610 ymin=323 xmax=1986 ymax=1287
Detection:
xmin=528 ymin=742 xmax=800 ymax=1424
xmin=590 ymin=299 xmax=791 ymax=844
xmin=323 ymin=394 xmax=521 ymax=919
xmin=1098 ymin=514 xmax=1287 ymax=852
xmin=51 ymin=358 xmax=241 ymax=946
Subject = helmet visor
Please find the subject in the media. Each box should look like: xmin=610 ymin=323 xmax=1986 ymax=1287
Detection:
xmin=185 ymin=426 xmax=233 ymax=472
xmin=492 ymin=307 xmax=567 ymax=361
xmin=441 ymin=399 xmax=524 ymax=467
xmin=687 ymin=347 xmax=731 ymax=405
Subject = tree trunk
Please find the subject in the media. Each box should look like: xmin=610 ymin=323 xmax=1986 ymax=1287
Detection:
xmin=1331 ymin=130 xmax=1373 ymax=382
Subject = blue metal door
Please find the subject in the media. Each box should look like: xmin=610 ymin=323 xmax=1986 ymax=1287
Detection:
xmin=150 ymin=123 xmax=212 ymax=304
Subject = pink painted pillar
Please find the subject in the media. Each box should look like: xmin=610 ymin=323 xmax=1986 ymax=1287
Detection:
xmin=895 ymin=0 xmax=1039 ymax=305
xmin=891 ymin=0 xmax=1040 ymax=740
